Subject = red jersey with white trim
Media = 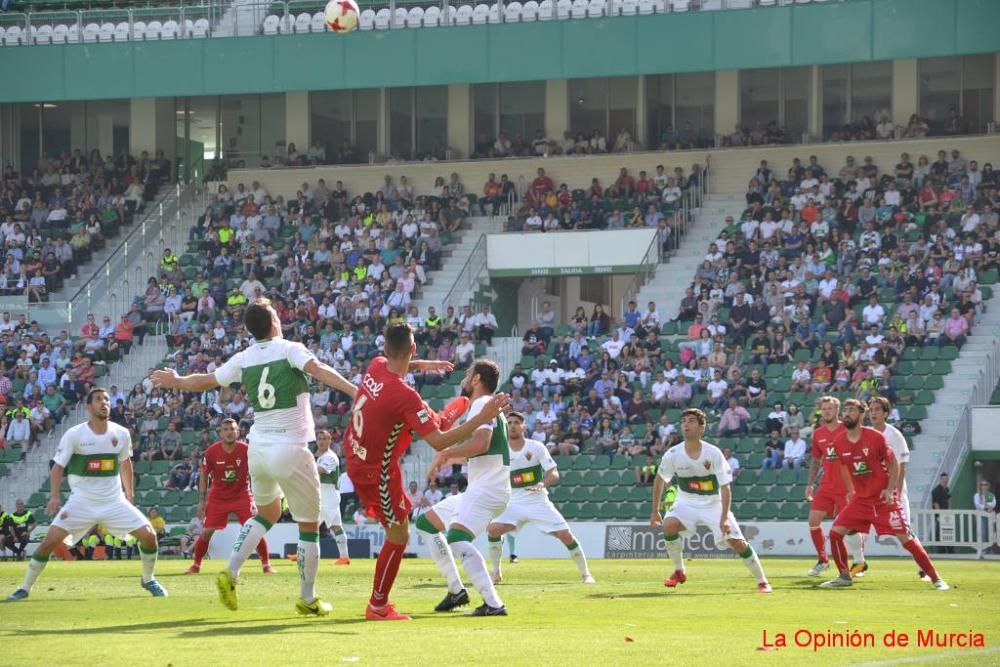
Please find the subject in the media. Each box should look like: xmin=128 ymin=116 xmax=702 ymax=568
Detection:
xmin=811 ymin=422 xmax=848 ymax=495
xmin=344 ymin=356 xmax=440 ymax=476
xmin=834 ymin=426 xmax=895 ymax=501
xmin=202 ymin=441 xmax=252 ymax=502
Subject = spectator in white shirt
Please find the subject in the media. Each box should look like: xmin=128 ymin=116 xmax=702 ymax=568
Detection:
xmin=601 ymin=331 xmax=624 ymax=359
xmin=862 ymin=295 xmax=885 ymax=327
xmin=7 ymin=413 xmax=32 ymax=448
xmin=782 ymin=427 xmax=808 ymax=469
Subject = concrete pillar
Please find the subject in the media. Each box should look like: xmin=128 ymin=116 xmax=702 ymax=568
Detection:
xmin=636 ymin=75 xmax=647 ymax=148
xmin=285 ymin=91 xmax=310 ymax=156
xmin=545 ymin=79 xmax=568 ymax=140
xmin=446 ymin=84 xmax=472 ymax=159
xmin=892 ymin=59 xmax=919 ymax=127
xmin=714 ymin=70 xmax=739 ymax=139
xmin=808 ymin=65 xmax=822 ymax=140
xmin=129 ymin=98 xmax=176 ymax=173
xmin=377 ymin=88 xmax=389 ymax=157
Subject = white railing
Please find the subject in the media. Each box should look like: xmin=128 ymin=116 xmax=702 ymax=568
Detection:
xmin=440 ymin=232 xmax=488 ymax=314
xmin=910 ymin=509 xmax=997 ymax=559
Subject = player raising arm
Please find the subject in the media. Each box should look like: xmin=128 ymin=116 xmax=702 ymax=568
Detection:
xmin=650 ymin=409 xmax=771 ymax=593
xmin=8 ymin=389 xmax=167 ymax=601
xmin=152 ymin=299 xmax=356 ymax=616
xmin=345 ymin=323 xmax=508 ymax=621
xmin=819 ymin=399 xmax=948 ymax=590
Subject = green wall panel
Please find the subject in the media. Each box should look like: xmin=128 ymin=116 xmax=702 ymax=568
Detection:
xmin=0 ymin=0 xmax=997 ymax=103
xmin=872 ymin=0 xmax=956 ymax=61
xmin=414 ymin=26 xmax=488 ymax=85
xmin=714 ymin=8 xmax=791 ymax=70
xmin=956 ymin=0 xmax=1000 ymax=55
xmin=790 ymin=1 xmax=871 ymax=65
xmin=132 ymin=41 xmax=205 ymax=98
xmin=635 ymin=13 xmax=712 ymax=74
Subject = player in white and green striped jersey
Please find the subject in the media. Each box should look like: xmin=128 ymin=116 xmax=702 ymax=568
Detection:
xmin=486 ymin=411 xmax=594 ymax=585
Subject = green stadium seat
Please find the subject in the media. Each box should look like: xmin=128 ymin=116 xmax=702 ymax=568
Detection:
xmin=136 ymin=476 xmax=156 ymax=491
xmin=741 ymin=501 xmax=760 ymax=520
xmin=577 ymin=503 xmax=599 ymax=521
xmin=757 ymin=469 xmax=778 ymax=485
xmin=151 ymin=461 xmax=170 ymax=475
xmin=160 ymin=490 xmax=180 ymax=506
xmin=776 ymin=468 xmax=799 ymax=485
xmin=597 ymin=503 xmax=619 ymax=520
xmin=778 ymin=502 xmax=800 ymax=520
xmin=180 ymin=490 xmax=200 ymax=506
xmin=569 ymin=486 xmax=591 ymax=502
xmin=735 ymin=437 xmax=756 ymax=455
xmin=913 ymin=390 xmax=935 ymax=405
xmin=734 ymin=470 xmax=755 ymax=486
xmin=923 ymin=375 xmax=944 ymax=391
xmin=560 ymin=502 xmax=581 ymax=520
xmin=629 ymin=486 xmax=649 ymax=502
xmin=553 ymin=455 xmax=573 ymax=470
xmin=582 ymin=470 xmax=603 ymax=486
xmin=591 ymin=487 xmax=611 ymax=502
xmin=757 ymin=502 xmax=779 ymax=520
xmin=574 ymin=455 xmax=600 ymax=470
xmin=609 ymin=486 xmax=630 ymax=502
xmin=746 ymin=452 xmax=764 ymax=468
xmin=920 ymin=347 xmax=940 ymax=361
xmin=608 ymin=456 xmax=629 ymax=471
xmin=27 ymin=492 xmax=46 ymax=508
xmin=896 ymin=360 xmax=915 ymax=376
xmin=930 ymin=360 xmax=952 ymax=375
xmin=899 ymin=405 xmax=929 ymax=421
xmin=747 ymin=485 xmax=769 ymax=502
xmin=561 ymin=470 xmax=583 ymax=486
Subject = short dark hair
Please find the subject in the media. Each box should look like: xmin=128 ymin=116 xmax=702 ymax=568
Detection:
xmin=868 ymin=396 xmax=892 ymax=414
xmin=681 ymin=408 xmax=706 ymax=426
xmin=86 ymin=388 xmax=108 ymax=405
xmin=842 ymin=398 xmax=866 ymax=413
xmin=384 ymin=322 xmax=414 ymax=358
xmin=244 ymin=299 xmax=274 ymax=339
xmin=471 ymin=359 xmax=500 ymax=393
xmin=507 ymin=411 xmax=525 ymax=423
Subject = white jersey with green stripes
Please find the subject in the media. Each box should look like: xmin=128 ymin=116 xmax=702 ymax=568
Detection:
xmin=52 ymin=421 xmax=133 ymax=504
xmin=214 ymin=337 xmax=316 ymax=447
xmin=509 ymin=438 xmax=555 ymax=500
xmin=465 ymin=394 xmax=511 ymax=497
xmin=656 ymin=441 xmax=732 ymax=509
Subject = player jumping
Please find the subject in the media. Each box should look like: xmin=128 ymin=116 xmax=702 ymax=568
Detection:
xmin=804 ymin=396 xmax=865 ymax=577
xmin=344 ymin=323 xmax=508 ymax=621
xmin=649 ymin=408 xmax=771 ymax=593
xmin=416 ymin=359 xmax=512 ymax=616
xmin=485 ymin=411 xmax=595 ymax=585
xmin=818 ymin=399 xmax=948 ymax=590
xmin=185 ymin=418 xmax=274 ymax=575
xmin=7 ymin=388 xmax=167 ymax=601
xmin=152 ymin=298 xmax=358 ymax=616
xmin=315 ymin=428 xmax=350 ymax=565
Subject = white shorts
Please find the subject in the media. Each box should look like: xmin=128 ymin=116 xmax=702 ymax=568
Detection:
xmin=666 ymin=500 xmax=745 ymax=543
xmin=899 ymin=491 xmax=911 ymax=526
xmin=492 ymin=491 xmax=569 ymax=534
xmin=52 ymin=493 xmax=150 ymax=545
xmin=320 ymin=484 xmax=343 ymax=527
xmin=432 ymin=486 xmax=510 ymax=538
xmin=248 ymin=443 xmax=321 ymax=523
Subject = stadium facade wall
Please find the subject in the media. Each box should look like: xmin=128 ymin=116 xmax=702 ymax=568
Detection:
xmin=1 ymin=0 xmax=999 ymax=104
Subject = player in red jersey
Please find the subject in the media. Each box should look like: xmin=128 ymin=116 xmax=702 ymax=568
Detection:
xmin=804 ymin=396 xmax=862 ymax=576
xmin=345 ymin=323 xmax=508 ymax=621
xmin=185 ymin=419 xmax=274 ymax=575
xmin=818 ymin=399 xmax=949 ymax=590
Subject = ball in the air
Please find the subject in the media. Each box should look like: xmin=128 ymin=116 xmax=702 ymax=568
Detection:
xmin=325 ymin=0 xmax=360 ymax=33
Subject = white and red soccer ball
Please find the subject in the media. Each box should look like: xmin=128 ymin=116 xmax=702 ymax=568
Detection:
xmin=325 ymin=0 xmax=359 ymax=33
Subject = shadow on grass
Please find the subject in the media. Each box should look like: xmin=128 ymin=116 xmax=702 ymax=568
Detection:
xmin=1 ymin=616 xmax=365 ymax=638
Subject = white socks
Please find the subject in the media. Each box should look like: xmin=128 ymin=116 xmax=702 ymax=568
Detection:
xmin=451 ymin=540 xmax=503 ymax=608
xmin=297 ymin=534 xmax=320 ymax=603
xmin=847 ymin=532 xmax=866 ymax=564
xmin=332 ymin=528 xmax=349 ymax=560
xmin=20 ymin=555 xmax=48 ymax=592
xmin=139 ymin=544 xmax=158 ymax=583
xmin=425 ymin=530 xmax=465 ymax=595
xmin=664 ymin=534 xmax=685 ymax=572
xmin=227 ymin=516 xmax=271 ymax=578
xmin=739 ymin=545 xmax=767 ymax=584
xmin=567 ymin=540 xmax=591 ymax=577
xmin=488 ymin=536 xmax=503 ymax=576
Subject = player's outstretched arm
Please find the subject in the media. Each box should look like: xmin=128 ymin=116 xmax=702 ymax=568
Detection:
xmin=409 ymin=360 xmax=454 ymax=374
xmin=805 ymin=455 xmax=821 ymax=500
xmin=46 ymin=464 xmax=65 ymax=516
xmin=542 ymin=468 xmax=560 ymax=488
xmin=150 ymin=368 xmax=220 ymax=392
xmin=424 ymin=392 xmax=509 ymax=452
xmin=304 ymin=359 xmax=358 ymax=399
xmin=432 ymin=428 xmax=490 ymax=466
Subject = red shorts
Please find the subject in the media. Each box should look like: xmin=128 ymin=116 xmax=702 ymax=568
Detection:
xmin=350 ymin=464 xmax=411 ymax=528
xmin=833 ymin=498 xmax=910 ymax=537
xmin=204 ymin=496 xmax=256 ymax=530
xmin=810 ymin=489 xmax=847 ymax=517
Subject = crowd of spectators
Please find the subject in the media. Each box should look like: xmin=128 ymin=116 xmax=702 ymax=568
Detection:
xmin=0 ymin=148 xmax=167 ymax=302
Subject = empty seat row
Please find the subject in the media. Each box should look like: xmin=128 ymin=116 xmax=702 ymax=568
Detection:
xmin=0 ymin=18 xmax=210 ymax=45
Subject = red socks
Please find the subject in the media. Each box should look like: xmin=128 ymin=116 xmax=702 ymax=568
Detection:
xmin=829 ymin=531 xmax=850 ymax=577
xmin=903 ymin=538 xmax=938 ymax=581
xmin=370 ymin=539 xmax=407 ymax=607
xmin=256 ymin=538 xmax=271 ymax=566
xmin=192 ymin=536 xmax=209 ymax=565
xmin=809 ymin=526 xmax=828 ymax=562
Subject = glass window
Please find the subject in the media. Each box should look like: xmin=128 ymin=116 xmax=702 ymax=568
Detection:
xmin=920 ymin=55 xmax=995 ymax=134
xmin=570 ymin=78 xmax=608 ymax=138
xmin=310 ymin=90 xmax=352 ymax=161
xmin=821 ymin=64 xmax=848 ymax=138
xmin=389 ymin=88 xmax=413 ymax=160
xmin=675 ymin=72 xmax=715 ymax=146
xmin=645 ymin=74 xmax=674 ymax=148
xmin=782 ymin=67 xmax=810 ymax=141
xmin=473 ymin=83 xmax=497 ymax=152
xmin=498 ymin=81 xmax=544 ymax=145
xmin=962 ymin=54 xmax=995 ymax=134
xmin=220 ymin=96 xmax=259 ymax=165
xmin=608 ymin=76 xmax=638 ymax=146
xmin=919 ymin=57 xmax=961 ymax=124
xmin=354 ymin=89 xmax=379 ymax=161
xmin=186 ymin=96 xmax=220 ymax=162
xmin=415 ymin=85 xmax=447 ymax=159
xmin=739 ymin=69 xmax=780 ymax=137
xmin=259 ymin=94 xmax=286 ymax=162
xmin=850 ymin=61 xmax=892 ymax=127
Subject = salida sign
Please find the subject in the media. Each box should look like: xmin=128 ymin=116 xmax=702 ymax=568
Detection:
xmin=604 ymin=524 xmax=760 ymax=559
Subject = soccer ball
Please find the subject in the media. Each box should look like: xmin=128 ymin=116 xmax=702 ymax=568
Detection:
xmin=325 ymin=0 xmax=359 ymax=33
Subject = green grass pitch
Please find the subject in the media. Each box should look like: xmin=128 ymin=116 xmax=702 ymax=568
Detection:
xmin=1 ymin=558 xmax=997 ymax=665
